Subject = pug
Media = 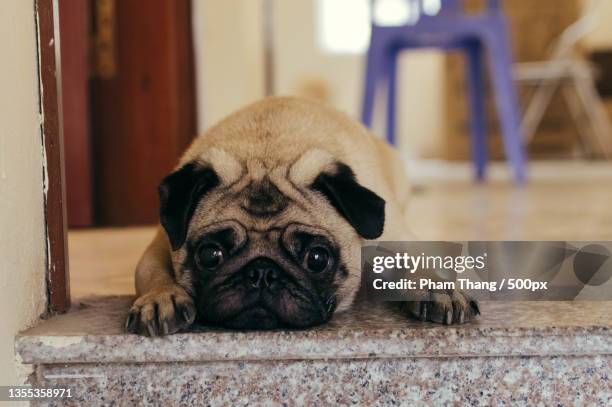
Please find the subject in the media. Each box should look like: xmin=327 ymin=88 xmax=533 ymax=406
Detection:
xmin=126 ymin=97 xmax=479 ymax=336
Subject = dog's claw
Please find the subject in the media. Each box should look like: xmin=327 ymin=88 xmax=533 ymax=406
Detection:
xmin=470 ymin=301 xmax=480 ymax=315
xmin=146 ymin=323 xmax=157 ymax=337
xmin=126 ymin=313 xmax=138 ymax=333
xmin=182 ymin=309 xmax=195 ymax=325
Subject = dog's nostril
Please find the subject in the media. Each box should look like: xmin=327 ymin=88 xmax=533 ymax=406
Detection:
xmin=249 ymin=268 xmax=263 ymax=288
xmin=247 ymin=269 xmax=255 ymax=285
xmin=263 ymin=268 xmax=278 ymax=288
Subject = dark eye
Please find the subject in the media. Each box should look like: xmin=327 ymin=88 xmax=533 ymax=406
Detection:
xmin=305 ymin=246 xmax=330 ymax=273
xmin=198 ymin=244 xmax=225 ymax=269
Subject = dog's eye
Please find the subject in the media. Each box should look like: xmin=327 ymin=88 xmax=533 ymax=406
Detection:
xmin=199 ymin=244 xmax=225 ymax=269
xmin=305 ymin=246 xmax=330 ymax=273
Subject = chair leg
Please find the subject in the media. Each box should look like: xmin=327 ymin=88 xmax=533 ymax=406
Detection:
xmin=465 ymin=42 xmax=488 ymax=180
xmin=385 ymin=51 xmax=398 ymax=145
xmin=521 ymin=77 xmax=560 ymax=144
xmin=562 ymin=81 xmax=594 ymax=157
xmin=485 ymin=30 xmax=527 ymax=184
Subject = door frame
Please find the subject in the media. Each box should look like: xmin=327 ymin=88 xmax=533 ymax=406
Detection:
xmin=36 ymin=0 xmax=70 ymax=313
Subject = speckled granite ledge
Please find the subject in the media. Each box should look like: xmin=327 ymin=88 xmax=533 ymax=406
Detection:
xmin=16 ymin=297 xmax=612 ymax=406
xmin=16 ymin=296 xmax=612 ymax=364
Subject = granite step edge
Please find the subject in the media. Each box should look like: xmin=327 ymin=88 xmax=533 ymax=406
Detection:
xmin=16 ymin=329 xmax=612 ymax=365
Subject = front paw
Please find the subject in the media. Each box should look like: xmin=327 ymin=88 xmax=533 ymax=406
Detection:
xmin=126 ymin=285 xmax=196 ymax=336
xmin=402 ymin=289 xmax=480 ymax=325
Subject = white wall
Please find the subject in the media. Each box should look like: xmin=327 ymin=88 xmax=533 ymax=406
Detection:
xmin=192 ymin=0 xmax=266 ymax=131
xmin=0 ymin=0 xmax=48 ymax=385
xmin=273 ymin=0 xmax=445 ymax=158
xmin=581 ymin=0 xmax=612 ymax=50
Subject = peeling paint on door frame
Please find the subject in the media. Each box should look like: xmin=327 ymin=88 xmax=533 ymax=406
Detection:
xmin=35 ymin=0 xmax=70 ymax=314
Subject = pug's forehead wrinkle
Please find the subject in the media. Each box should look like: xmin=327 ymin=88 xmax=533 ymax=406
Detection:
xmin=193 ymin=219 xmax=248 ymax=239
xmin=232 ymin=167 xmax=312 ymax=220
xmin=272 ymin=181 xmax=311 ymax=213
xmin=244 ymin=225 xmax=285 ymax=234
xmin=240 ymin=177 xmax=291 ymax=218
xmin=197 ymin=147 xmax=244 ymax=185
xmin=282 ymin=222 xmax=336 ymax=245
xmin=252 ymin=165 xmax=314 ymax=213
xmin=201 ymin=153 xmax=313 ymax=212
xmin=289 ymin=148 xmax=336 ymax=186
xmin=279 ymin=165 xmax=313 ymax=206
xmin=246 ymin=159 xmax=269 ymax=181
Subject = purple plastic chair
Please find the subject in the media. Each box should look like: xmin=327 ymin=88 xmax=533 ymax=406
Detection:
xmin=361 ymin=0 xmax=526 ymax=183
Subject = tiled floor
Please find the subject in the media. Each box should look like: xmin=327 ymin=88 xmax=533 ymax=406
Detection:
xmin=69 ymin=227 xmax=154 ymax=298
xmin=69 ymin=161 xmax=612 ymax=298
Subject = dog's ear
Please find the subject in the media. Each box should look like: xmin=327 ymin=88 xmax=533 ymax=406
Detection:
xmin=159 ymin=162 xmax=220 ymax=250
xmin=312 ymin=163 xmax=385 ymax=239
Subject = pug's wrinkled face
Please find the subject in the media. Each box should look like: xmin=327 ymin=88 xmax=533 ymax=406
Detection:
xmin=159 ymin=149 xmax=385 ymax=330
xmin=184 ymin=221 xmax=340 ymax=329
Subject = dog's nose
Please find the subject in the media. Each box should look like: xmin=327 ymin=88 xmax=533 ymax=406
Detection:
xmin=244 ymin=258 xmax=281 ymax=289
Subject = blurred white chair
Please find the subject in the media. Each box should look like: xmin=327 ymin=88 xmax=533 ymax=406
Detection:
xmin=514 ymin=0 xmax=612 ymax=158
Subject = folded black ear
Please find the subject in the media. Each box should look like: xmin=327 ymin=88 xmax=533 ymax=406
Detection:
xmin=312 ymin=163 xmax=385 ymax=239
xmin=159 ymin=162 xmax=220 ymax=250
